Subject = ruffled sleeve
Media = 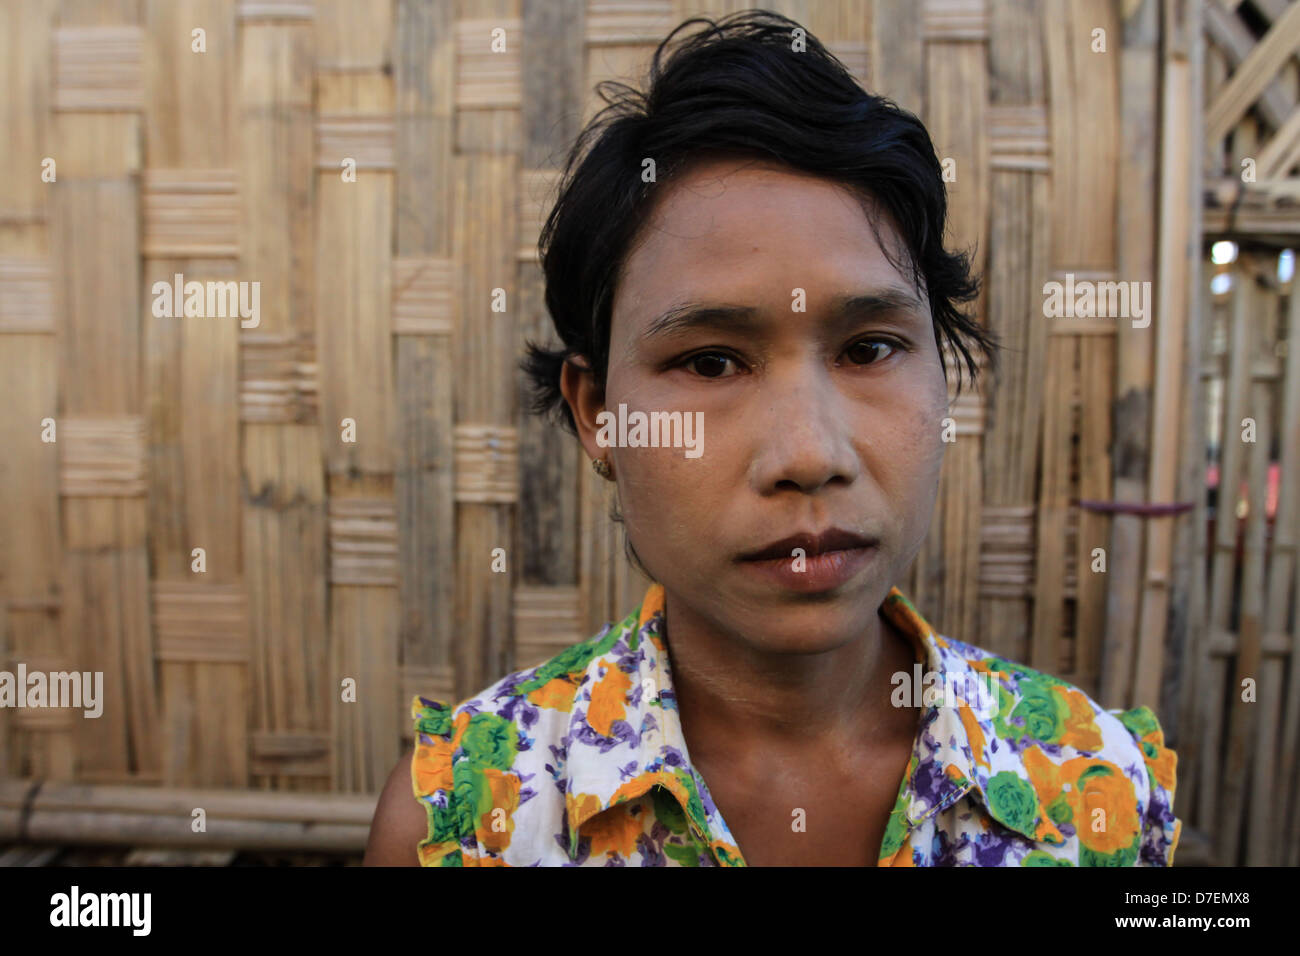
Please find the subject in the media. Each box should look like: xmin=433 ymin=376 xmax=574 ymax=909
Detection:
xmin=411 ymin=695 xmax=466 ymax=867
xmin=1113 ymin=704 xmax=1182 ymax=866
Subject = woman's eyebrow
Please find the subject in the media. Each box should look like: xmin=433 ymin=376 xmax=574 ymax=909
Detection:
xmin=639 ymin=286 xmax=928 ymax=342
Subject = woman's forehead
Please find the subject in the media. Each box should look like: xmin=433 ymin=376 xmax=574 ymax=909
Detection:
xmin=612 ymin=164 xmax=917 ymax=334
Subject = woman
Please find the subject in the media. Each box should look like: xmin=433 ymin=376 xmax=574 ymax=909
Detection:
xmin=365 ymin=10 xmax=1180 ymax=867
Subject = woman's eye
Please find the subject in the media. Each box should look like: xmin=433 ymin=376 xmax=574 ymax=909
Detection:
xmin=844 ymin=339 xmax=897 ymax=366
xmin=683 ymin=352 xmax=738 ymax=378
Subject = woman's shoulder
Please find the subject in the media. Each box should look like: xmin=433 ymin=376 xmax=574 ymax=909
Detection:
xmin=406 ymin=602 xmax=647 ymax=866
xmin=929 ymin=634 xmax=1181 ymax=865
xmin=409 ymin=598 xmax=644 ymax=751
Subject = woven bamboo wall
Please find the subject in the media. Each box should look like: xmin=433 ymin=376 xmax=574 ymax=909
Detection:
xmin=0 ymin=0 xmax=1292 ymax=864
xmin=1196 ymin=0 xmax=1300 ymax=867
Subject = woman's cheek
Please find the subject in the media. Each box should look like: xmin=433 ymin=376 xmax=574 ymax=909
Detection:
xmin=617 ymin=450 xmax=687 ymax=525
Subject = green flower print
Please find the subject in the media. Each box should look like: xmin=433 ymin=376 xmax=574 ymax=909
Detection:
xmin=1022 ymin=850 xmax=1072 ymax=866
xmin=1008 ymin=684 xmax=1070 ymax=743
xmin=1046 ymin=793 xmax=1074 ymax=825
xmin=414 ymin=701 xmax=452 ymax=737
xmin=651 ymin=785 xmax=688 ymax=835
xmin=663 ymin=839 xmax=703 ymax=867
xmin=992 ymin=685 xmax=1021 ymax=739
xmin=1117 ymin=704 xmax=1160 ymax=740
xmin=461 ymin=712 xmax=518 ymax=771
xmin=1079 ymin=835 xmax=1140 ymax=867
xmin=516 ymin=611 xmax=634 ymax=693
xmin=985 ymin=771 xmax=1039 ymax=834
xmin=429 ymin=802 xmax=461 ymax=843
xmin=452 ymin=767 xmax=484 ymax=834
xmin=674 ymin=769 xmax=712 ymax=838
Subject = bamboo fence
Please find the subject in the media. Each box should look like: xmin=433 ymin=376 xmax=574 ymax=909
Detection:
xmin=0 ymin=0 xmax=1294 ymax=865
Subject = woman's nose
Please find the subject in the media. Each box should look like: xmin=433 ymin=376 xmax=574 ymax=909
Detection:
xmin=750 ymin=365 xmax=860 ymax=495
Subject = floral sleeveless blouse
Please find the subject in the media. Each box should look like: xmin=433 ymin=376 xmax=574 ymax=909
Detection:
xmin=410 ymin=582 xmax=1181 ymax=866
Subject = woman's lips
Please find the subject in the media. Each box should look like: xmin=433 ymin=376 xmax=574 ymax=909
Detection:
xmin=737 ymin=545 xmax=877 ymax=593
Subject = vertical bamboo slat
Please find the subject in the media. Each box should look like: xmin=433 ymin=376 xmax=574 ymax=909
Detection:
xmin=0 ymin=0 xmax=62 ymax=785
xmin=980 ymin=0 xmax=1048 ymax=666
xmin=1132 ymin=0 xmax=1196 ymax=714
xmin=516 ymin=0 xmax=583 ymax=597
xmin=1278 ymin=278 xmax=1300 ymax=866
xmin=393 ymin=0 xmax=457 ymax=714
xmin=50 ymin=2 xmax=155 ymax=786
xmin=917 ymin=0 xmax=988 ymax=638
xmin=1219 ymin=260 xmax=1270 ymax=866
xmin=315 ymin=66 xmax=398 ymax=792
xmin=239 ymin=12 xmax=329 ymax=791
xmin=1108 ymin=0 xmax=1160 ymax=717
xmin=0 ymin=1 xmax=1287 ymax=868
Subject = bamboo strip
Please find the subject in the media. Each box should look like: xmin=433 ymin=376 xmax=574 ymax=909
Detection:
xmin=871 ymin=0 xmax=925 ymax=113
xmin=1243 ymin=282 xmax=1286 ymax=864
xmin=0 ymin=779 xmax=376 ymax=820
xmin=1205 ymin=0 xmax=1300 ymax=144
xmin=1132 ymin=0 xmax=1196 ymax=712
xmin=1032 ymin=336 xmax=1075 ymax=671
xmin=1202 ymin=0 xmax=1295 ymax=132
xmin=1275 ymin=273 xmax=1300 ymax=865
xmin=1219 ymin=262 xmax=1272 ymax=865
xmin=1102 ymin=0 xmax=1159 ymax=714
xmin=316 ymin=72 xmax=396 ymax=477
xmin=53 ymin=26 xmax=143 ymax=111
xmin=0 ymin=257 xmax=54 ymax=333
xmin=586 ymin=1 xmax=674 ymax=45
xmin=1199 ymin=258 xmax=1252 ymax=843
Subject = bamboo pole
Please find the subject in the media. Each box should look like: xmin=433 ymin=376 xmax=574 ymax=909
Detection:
xmin=1272 ymin=269 xmax=1300 ymax=866
xmin=1220 ymin=257 xmax=1271 ymax=866
xmin=1132 ymin=0 xmax=1198 ymax=711
xmin=0 ymin=779 xmax=376 ymax=851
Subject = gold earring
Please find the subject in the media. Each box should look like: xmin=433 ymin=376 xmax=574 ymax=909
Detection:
xmin=592 ymin=456 xmax=613 ymax=480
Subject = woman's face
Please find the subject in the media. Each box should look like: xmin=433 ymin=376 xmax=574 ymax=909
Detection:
xmin=565 ymin=156 xmax=950 ymax=652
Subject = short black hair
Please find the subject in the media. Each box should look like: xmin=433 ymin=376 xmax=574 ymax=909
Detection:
xmin=522 ymin=7 xmax=999 ymax=435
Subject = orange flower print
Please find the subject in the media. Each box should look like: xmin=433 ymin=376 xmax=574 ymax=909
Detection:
xmin=1021 ymin=747 xmax=1076 ymax=843
xmin=1057 ymin=687 xmax=1104 ymax=752
xmin=583 ymin=805 xmax=646 ymax=859
xmin=477 ymin=768 xmax=522 ymax=853
xmin=565 ymin=790 xmax=604 ymax=837
xmin=418 ymin=840 xmax=459 ymax=867
xmin=413 ymin=739 xmax=454 ymax=795
xmin=1145 ymin=735 xmax=1177 ymax=791
xmin=1072 ymin=764 xmax=1140 ymax=855
xmin=609 ymin=773 xmax=666 ymax=809
xmin=1022 ymin=745 xmax=1066 ymax=806
xmin=526 ymin=674 xmax=580 ymax=712
xmin=886 ymin=832 xmax=917 ymax=866
xmin=449 ymin=709 xmax=471 ymax=751
xmin=587 ymin=664 xmax=632 ymax=736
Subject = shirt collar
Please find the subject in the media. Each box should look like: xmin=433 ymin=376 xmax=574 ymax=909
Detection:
xmin=562 ymin=583 xmax=731 ymax=862
xmin=873 ymin=588 xmax=1065 ymax=846
xmin=562 ymin=581 xmax=1056 ymax=862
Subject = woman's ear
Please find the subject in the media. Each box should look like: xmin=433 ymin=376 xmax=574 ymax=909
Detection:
xmin=559 ymin=356 xmax=607 ymax=461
